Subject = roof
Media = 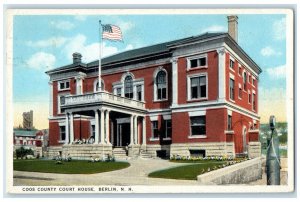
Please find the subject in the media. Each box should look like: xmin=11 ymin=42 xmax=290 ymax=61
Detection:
xmin=13 ymin=129 xmax=38 ymax=137
xmin=46 ymin=32 xmax=262 ymax=74
xmin=46 ymin=32 xmax=226 ymax=74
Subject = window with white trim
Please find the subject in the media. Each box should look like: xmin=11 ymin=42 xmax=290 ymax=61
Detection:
xmin=116 ymin=87 xmax=122 ymax=96
xmin=229 ymin=78 xmax=235 ymax=100
xmin=243 ymin=72 xmax=247 ymax=90
xmin=248 ymin=74 xmax=251 ymax=83
xmin=136 ymin=85 xmax=142 ymax=101
xmin=151 ymin=121 xmax=159 ymax=139
xmin=248 ymin=92 xmax=252 ymax=104
xmin=156 ymin=71 xmax=167 ymax=100
xmin=238 ymin=66 xmax=242 ymax=75
xmin=164 ymin=119 xmax=172 ymax=138
xmin=59 ymin=126 xmax=66 ymax=141
xmin=253 ymin=93 xmax=256 ymax=111
xmin=190 ymin=116 xmax=206 ymax=136
xmin=229 ymin=59 xmax=235 ymax=70
xmin=95 ymin=80 xmax=105 ymax=92
xmin=124 ymin=76 xmax=133 ymax=99
xmin=58 ymin=94 xmax=68 ymax=114
xmin=189 ymin=56 xmax=207 ymax=69
xmin=228 ymin=115 xmax=233 ymax=130
xmin=190 ymin=75 xmax=207 ymax=99
xmin=58 ymin=80 xmax=70 ymax=91
xmin=238 ymin=86 xmax=242 ymax=99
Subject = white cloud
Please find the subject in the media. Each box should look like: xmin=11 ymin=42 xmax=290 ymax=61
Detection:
xmin=201 ymin=25 xmax=226 ymax=33
xmin=117 ymin=21 xmax=135 ymax=33
xmin=273 ymin=17 xmax=286 ymax=41
xmin=260 ymin=46 xmax=282 ymax=57
xmin=74 ymin=15 xmax=87 ymax=21
xmin=26 ymin=37 xmax=67 ymax=48
xmin=50 ymin=20 xmax=75 ymax=30
xmin=26 ymin=52 xmax=56 ymax=70
xmin=125 ymin=44 xmax=134 ymax=50
xmin=63 ymin=34 xmax=119 ymax=62
xmin=266 ymin=65 xmax=286 ymax=79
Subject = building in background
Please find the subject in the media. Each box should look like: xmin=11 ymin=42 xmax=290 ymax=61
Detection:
xmin=22 ymin=110 xmax=33 ymax=130
xmin=46 ymin=15 xmax=262 ymax=159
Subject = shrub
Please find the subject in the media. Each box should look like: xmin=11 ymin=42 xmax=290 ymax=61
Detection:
xmin=15 ymin=147 xmax=34 ymax=159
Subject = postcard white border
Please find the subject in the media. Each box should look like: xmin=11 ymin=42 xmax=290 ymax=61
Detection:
xmin=4 ymin=8 xmax=295 ymax=194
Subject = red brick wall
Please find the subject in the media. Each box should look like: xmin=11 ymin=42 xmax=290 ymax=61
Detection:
xmin=177 ymin=51 xmax=219 ymax=105
xmin=49 ymin=121 xmax=61 ymax=146
xmin=225 ymin=52 xmax=258 ymax=113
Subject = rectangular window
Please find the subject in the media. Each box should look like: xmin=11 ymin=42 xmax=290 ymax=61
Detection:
xmin=165 ymin=119 xmax=172 ymax=138
xmin=238 ymin=87 xmax=242 ymax=99
xmin=116 ymin=88 xmax=122 ymax=96
xmin=252 ymin=78 xmax=255 ymax=86
xmin=58 ymin=80 xmax=70 ymax=90
xmin=243 ymin=73 xmax=247 ymax=90
xmin=239 ymin=66 xmax=242 ymax=75
xmin=230 ymin=78 xmax=235 ymax=100
xmin=136 ymin=85 xmax=142 ymax=101
xmin=91 ymin=125 xmax=95 ymax=137
xmin=190 ymin=116 xmax=206 ymax=136
xmin=228 ymin=115 xmax=232 ymax=130
xmin=59 ymin=126 xmax=66 ymax=141
xmin=190 ymin=76 xmax=206 ymax=99
xmin=189 ymin=57 xmax=207 ymax=68
xmin=248 ymin=75 xmax=251 ymax=83
xmin=230 ymin=59 xmax=235 ymax=69
xmin=248 ymin=93 xmax=252 ymax=104
xmin=253 ymin=93 xmax=256 ymax=110
xmin=151 ymin=121 xmax=159 ymax=139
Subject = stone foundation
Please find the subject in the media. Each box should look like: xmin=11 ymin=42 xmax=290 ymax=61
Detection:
xmin=128 ymin=144 xmax=140 ymax=157
xmin=146 ymin=145 xmax=171 ymax=158
xmin=170 ymin=142 xmax=235 ymax=158
xmin=48 ymin=144 xmax=113 ymax=160
xmin=248 ymin=142 xmax=261 ymax=158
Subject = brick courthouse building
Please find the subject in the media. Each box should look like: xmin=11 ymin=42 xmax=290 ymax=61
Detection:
xmin=46 ymin=16 xmax=262 ymax=159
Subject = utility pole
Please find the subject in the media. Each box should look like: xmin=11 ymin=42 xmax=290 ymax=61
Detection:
xmin=266 ymin=115 xmax=281 ymax=185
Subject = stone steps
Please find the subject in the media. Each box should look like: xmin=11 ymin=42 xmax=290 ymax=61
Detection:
xmin=113 ymin=147 xmax=128 ymax=159
xmin=140 ymin=150 xmax=152 ymax=159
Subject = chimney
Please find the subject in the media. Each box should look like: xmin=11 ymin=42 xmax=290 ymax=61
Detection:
xmin=72 ymin=52 xmax=82 ymax=64
xmin=227 ymin=15 xmax=238 ymax=43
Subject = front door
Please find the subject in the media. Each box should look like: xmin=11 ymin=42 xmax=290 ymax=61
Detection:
xmin=115 ymin=123 xmax=131 ymax=147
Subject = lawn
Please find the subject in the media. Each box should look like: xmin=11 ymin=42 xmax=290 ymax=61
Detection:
xmin=148 ymin=161 xmax=226 ymax=180
xmin=14 ymin=159 xmax=130 ymax=174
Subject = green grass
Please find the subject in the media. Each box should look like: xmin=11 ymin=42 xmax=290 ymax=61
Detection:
xmin=14 ymin=159 xmax=130 ymax=174
xmin=169 ymin=159 xmax=226 ymax=163
xmin=148 ymin=162 xmax=226 ymax=180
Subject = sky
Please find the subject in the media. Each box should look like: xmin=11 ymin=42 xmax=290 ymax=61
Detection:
xmin=12 ymin=13 xmax=288 ymax=129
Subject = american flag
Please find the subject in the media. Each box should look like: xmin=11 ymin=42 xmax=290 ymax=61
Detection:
xmin=102 ymin=24 xmax=123 ymax=41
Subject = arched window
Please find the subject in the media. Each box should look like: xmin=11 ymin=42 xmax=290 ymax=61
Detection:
xmin=156 ymin=70 xmax=167 ymax=100
xmin=124 ymin=76 xmax=133 ymax=99
xmin=94 ymin=80 xmax=104 ymax=92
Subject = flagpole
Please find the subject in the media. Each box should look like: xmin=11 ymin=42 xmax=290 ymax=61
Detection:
xmin=98 ymin=20 xmax=102 ymax=92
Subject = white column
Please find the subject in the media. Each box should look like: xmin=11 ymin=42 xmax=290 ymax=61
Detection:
xmin=217 ymin=48 xmax=226 ymax=102
xmin=111 ymin=121 xmax=114 ymax=146
xmin=134 ymin=116 xmax=138 ymax=144
xmin=100 ymin=109 xmax=105 ymax=144
xmin=69 ymin=112 xmax=74 ymax=144
xmin=48 ymin=81 xmax=53 ymax=117
xmin=130 ymin=115 xmax=134 ymax=145
xmin=171 ymin=58 xmax=178 ymax=107
xmin=142 ymin=117 xmax=146 ymax=146
xmin=94 ymin=110 xmax=99 ymax=144
xmin=133 ymin=85 xmax=137 ymax=100
xmin=105 ymin=110 xmax=111 ymax=145
xmin=64 ymin=113 xmax=69 ymax=145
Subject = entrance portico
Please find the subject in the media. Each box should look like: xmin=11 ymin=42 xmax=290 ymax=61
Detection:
xmin=60 ymin=91 xmax=147 ymax=158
